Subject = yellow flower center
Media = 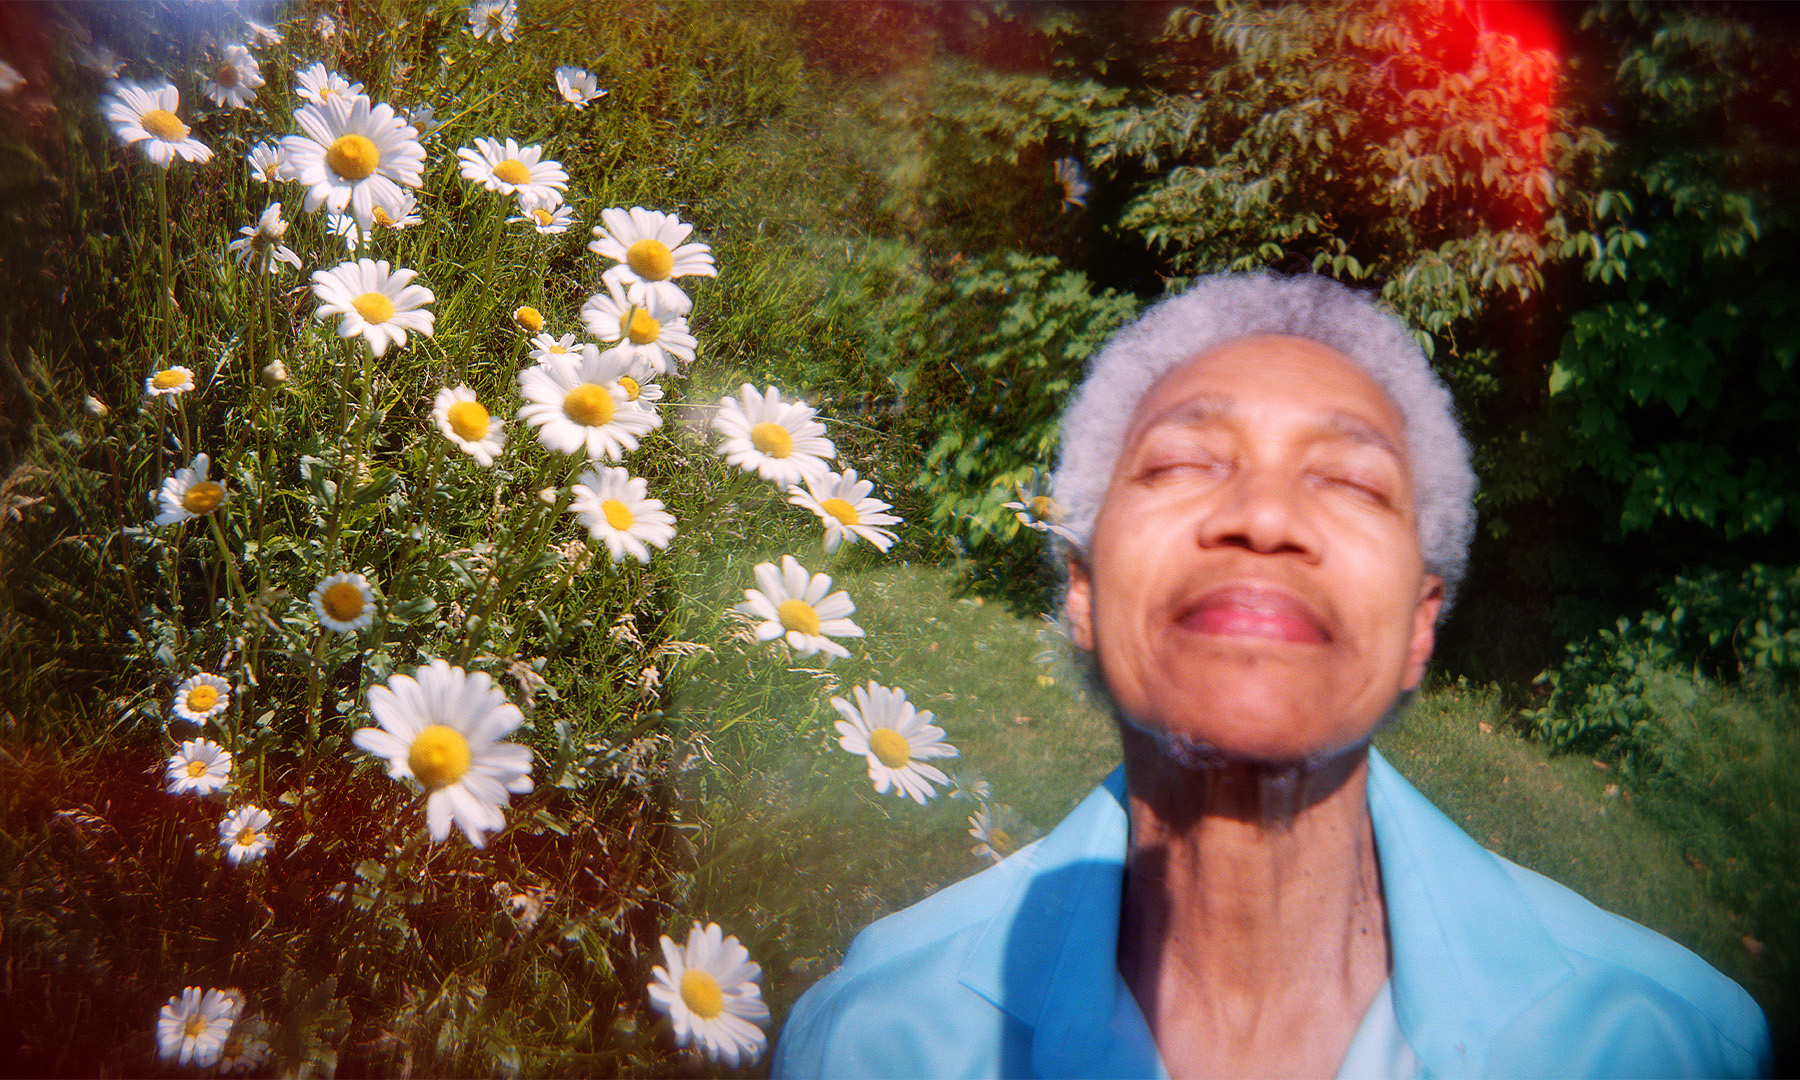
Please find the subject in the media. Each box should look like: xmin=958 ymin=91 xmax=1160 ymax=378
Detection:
xmin=140 ymin=108 xmax=188 ymax=141
xmin=820 ymin=498 xmax=860 ymax=526
xmin=236 ymin=826 xmax=258 ymax=846
xmin=446 ymin=400 xmax=490 ymax=442
xmin=372 ymin=206 xmax=395 ymax=227
xmin=679 ymin=969 xmax=724 ymax=1020
xmin=990 ymin=828 xmax=1015 ymax=855
xmin=321 ymin=581 xmax=367 ymax=622
xmin=623 ymin=308 xmax=661 ymax=344
xmin=868 ymin=727 xmax=912 ymax=769
xmin=562 ymin=383 xmax=615 ymax=426
xmin=549 ymin=344 xmax=568 ymax=354
xmin=184 ymin=1014 xmax=209 ymax=1039
xmin=325 ymin=133 xmax=380 ymax=180
xmin=625 ymin=238 xmax=675 ymax=281
xmin=186 ymin=685 xmax=221 ymax=713
xmin=187 ymin=759 xmax=209 ymax=778
xmin=493 ymin=159 xmax=531 ymax=185
xmin=1029 ymin=494 xmax=1056 ymax=520
xmin=407 ymin=724 xmax=472 ymax=790
xmin=215 ymin=63 xmax=239 ymax=87
xmin=151 ymin=369 xmax=188 ymax=389
xmin=487 ymin=9 xmax=506 ymax=27
xmin=777 ymin=598 xmax=820 ymax=637
xmin=618 ymin=376 xmax=641 ymax=401
xmin=532 ymin=208 xmax=554 ymax=226
xmin=750 ymin=422 xmax=793 ymax=459
xmin=514 ymin=306 xmax=544 ymax=332
xmin=601 ymin=499 xmax=634 ymax=531
xmin=352 ymin=291 xmax=395 ymax=324
xmin=182 ymin=481 xmax=224 ymax=514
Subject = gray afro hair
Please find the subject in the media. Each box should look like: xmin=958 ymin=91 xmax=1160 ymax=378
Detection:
xmin=1053 ymin=272 xmax=1478 ymax=613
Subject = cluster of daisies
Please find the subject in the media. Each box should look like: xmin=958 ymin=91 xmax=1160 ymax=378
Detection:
xmin=101 ymin=9 xmax=1048 ymax=1072
xmin=156 ymin=986 xmax=271 ymax=1074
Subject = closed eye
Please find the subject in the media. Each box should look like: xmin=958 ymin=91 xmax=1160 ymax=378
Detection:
xmin=1136 ymin=452 xmax=1231 ymax=483
xmin=1312 ymin=469 xmax=1396 ymax=508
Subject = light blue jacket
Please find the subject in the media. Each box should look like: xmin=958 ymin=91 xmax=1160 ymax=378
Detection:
xmin=774 ymin=749 xmax=1769 ymax=1078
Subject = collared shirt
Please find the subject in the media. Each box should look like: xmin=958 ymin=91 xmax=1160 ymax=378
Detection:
xmin=774 ymin=749 xmax=1769 ymax=1079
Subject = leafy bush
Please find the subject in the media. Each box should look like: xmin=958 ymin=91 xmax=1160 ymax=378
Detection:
xmin=1528 ymin=563 xmax=1800 ymax=759
xmin=823 ymin=249 xmax=1137 ymax=606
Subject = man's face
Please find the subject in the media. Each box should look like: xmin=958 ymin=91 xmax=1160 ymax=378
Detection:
xmin=1066 ymin=334 xmax=1443 ymax=764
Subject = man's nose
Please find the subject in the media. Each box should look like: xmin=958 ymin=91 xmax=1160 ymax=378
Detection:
xmin=1193 ymin=469 xmax=1323 ymax=560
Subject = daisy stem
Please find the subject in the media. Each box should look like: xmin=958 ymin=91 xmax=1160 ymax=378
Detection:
xmin=318 ymin=344 xmax=359 ymax=578
xmin=688 ymin=466 xmax=760 ymax=537
xmin=153 ymin=164 xmax=173 ymax=369
xmin=206 ymin=513 xmax=250 ymax=755
xmin=455 ymin=493 xmax=560 ymax=666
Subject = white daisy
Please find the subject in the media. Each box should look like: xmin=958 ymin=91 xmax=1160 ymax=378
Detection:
xmin=969 ymin=803 xmax=1038 ymax=864
xmin=527 ymin=331 xmax=586 ymax=365
xmin=513 ymin=305 xmax=544 ymax=333
xmin=832 ymin=680 xmax=958 ymax=804
xmin=201 ymin=44 xmax=264 ymax=110
xmin=469 ymin=0 xmax=518 ymax=42
xmin=282 ymin=92 xmax=426 ymax=231
xmin=152 ymin=453 xmax=226 ymax=526
xmin=102 ymin=81 xmax=213 ymax=167
xmin=612 ymin=355 xmax=665 ymax=408
xmin=215 ymin=1016 xmax=271 ymax=1075
xmin=580 ymin=277 xmax=696 ymax=375
xmin=789 ymin=468 xmax=902 ymax=553
xmin=244 ymin=19 xmax=283 ymax=45
xmin=735 ymin=555 xmax=862 ymax=664
xmin=293 ymin=61 xmax=364 ymax=105
xmin=328 ymin=189 xmax=421 ymax=249
xmin=352 ymin=659 xmax=534 ymax=847
xmin=457 ymin=136 xmax=568 ymax=209
xmin=311 ymin=258 xmax=434 ymax=357
xmin=1001 ymin=467 xmax=1078 ymax=542
xmin=588 ymin=206 xmax=716 ymax=315
xmin=569 ymin=466 xmax=676 ymax=564
xmin=405 ymin=103 xmax=438 ymax=139
xmin=647 ymin=922 xmax=770 ymax=1067
xmin=246 ymin=140 xmax=287 ymax=183
xmin=432 ymin=385 xmax=505 ymax=467
xmin=229 ymin=203 xmax=303 ymax=274
xmin=517 ymin=350 xmax=661 ymax=460
xmin=509 ymin=200 xmax=577 ymax=234
xmin=945 ymin=768 xmax=994 ymax=803
xmin=172 ymin=672 xmax=231 ymax=724
xmin=218 ymin=804 xmax=274 ymax=866
xmin=713 ymin=384 xmax=835 ymax=486
xmin=76 ymin=44 xmax=126 ymax=79
xmin=145 ymin=365 xmax=195 ymax=398
xmin=165 ymin=738 xmax=233 ymax=796
xmin=554 ymin=65 xmax=606 ymax=108
xmin=156 ymin=987 xmax=239 ymax=1068
xmin=310 ymin=570 xmax=376 ymax=633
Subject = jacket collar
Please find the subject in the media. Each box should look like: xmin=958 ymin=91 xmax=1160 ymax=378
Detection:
xmin=955 ymin=750 xmax=1575 ymax=1078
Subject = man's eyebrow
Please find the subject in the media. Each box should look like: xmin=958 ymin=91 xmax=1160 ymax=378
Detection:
xmin=1132 ymin=396 xmax=1406 ymax=461
xmin=1321 ymin=410 xmax=1405 ymax=461
xmin=1132 ymin=393 xmax=1232 ymax=438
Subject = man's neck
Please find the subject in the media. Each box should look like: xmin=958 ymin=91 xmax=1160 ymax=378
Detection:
xmin=1117 ymin=730 xmax=1389 ymax=1080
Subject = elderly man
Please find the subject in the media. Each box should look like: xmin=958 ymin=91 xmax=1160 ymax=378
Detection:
xmin=774 ymin=274 xmax=1768 ymax=1078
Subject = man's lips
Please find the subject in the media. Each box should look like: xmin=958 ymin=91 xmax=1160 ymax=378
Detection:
xmin=1176 ymin=584 xmax=1331 ymax=645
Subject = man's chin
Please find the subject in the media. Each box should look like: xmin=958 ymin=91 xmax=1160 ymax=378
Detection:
xmin=1117 ymin=710 xmax=1371 ymax=773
